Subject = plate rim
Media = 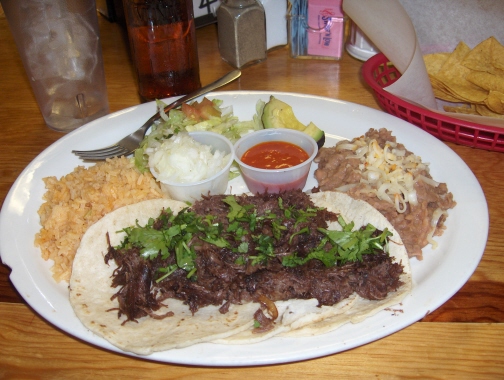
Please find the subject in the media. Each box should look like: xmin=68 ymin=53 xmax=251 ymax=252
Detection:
xmin=0 ymin=90 xmax=489 ymax=366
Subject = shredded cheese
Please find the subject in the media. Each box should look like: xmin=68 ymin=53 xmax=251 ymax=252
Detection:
xmin=338 ymin=137 xmax=433 ymax=213
xmin=427 ymin=208 xmax=449 ymax=249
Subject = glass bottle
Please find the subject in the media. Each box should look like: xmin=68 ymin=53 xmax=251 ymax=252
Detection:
xmin=122 ymin=0 xmax=201 ymax=101
xmin=217 ymin=0 xmax=267 ymax=69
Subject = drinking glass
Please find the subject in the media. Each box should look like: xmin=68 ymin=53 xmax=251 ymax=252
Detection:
xmin=1 ymin=0 xmax=110 ymax=132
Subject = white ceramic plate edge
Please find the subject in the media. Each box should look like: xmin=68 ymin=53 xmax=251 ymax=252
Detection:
xmin=0 ymin=91 xmax=488 ymax=366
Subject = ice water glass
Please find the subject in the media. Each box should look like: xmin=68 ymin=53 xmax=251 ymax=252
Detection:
xmin=2 ymin=0 xmax=110 ymax=132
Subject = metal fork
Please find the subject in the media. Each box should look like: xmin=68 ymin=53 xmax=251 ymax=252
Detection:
xmin=72 ymin=70 xmax=241 ymax=161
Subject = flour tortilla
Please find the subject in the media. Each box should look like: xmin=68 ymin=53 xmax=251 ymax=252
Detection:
xmin=70 ymin=199 xmax=259 ymax=355
xmin=217 ymin=191 xmax=412 ymax=343
xmin=70 ymin=192 xmax=411 ymax=354
xmin=280 ymin=191 xmax=412 ymax=337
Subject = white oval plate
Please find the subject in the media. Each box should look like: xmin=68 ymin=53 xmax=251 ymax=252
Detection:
xmin=0 ymin=91 xmax=488 ymax=366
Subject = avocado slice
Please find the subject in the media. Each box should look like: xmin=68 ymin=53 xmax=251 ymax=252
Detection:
xmin=261 ymin=96 xmax=325 ymax=148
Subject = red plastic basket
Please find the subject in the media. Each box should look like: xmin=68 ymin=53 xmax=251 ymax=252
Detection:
xmin=362 ymin=53 xmax=504 ymax=152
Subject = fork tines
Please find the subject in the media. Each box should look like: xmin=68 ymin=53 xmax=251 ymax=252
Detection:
xmin=72 ymin=145 xmax=132 ymax=160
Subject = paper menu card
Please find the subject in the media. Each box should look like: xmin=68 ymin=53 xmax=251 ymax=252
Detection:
xmin=343 ymin=0 xmax=504 ymax=128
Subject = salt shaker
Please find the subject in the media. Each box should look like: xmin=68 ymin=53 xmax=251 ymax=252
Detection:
xmin=217 ymin=0 xmax=267 ymax=69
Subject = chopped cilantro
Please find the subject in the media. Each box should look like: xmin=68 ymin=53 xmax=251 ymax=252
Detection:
xmin=119 ymin=222 xmax=168 ymax=260
xmin=156 ymin=264 xmax=178 ymax=283
xmin=223 ymin=195 xmax=247 ymax=221
xmin=318 ymin=217 xmax=392 ymax=264
xmin=237 ymin=242 xmax=249 ymax=253
xmin=116 ymin=195 xmax=393 ymax=283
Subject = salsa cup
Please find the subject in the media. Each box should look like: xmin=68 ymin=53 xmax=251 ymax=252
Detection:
xmin=234 ymin=128 xmax=318 ymax=194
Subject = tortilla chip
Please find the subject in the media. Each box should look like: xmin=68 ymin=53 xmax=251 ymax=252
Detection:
xmin=434 ymin=42 xmax=488 ymax=103
xmin=432 ymin=82 xmax=464 ymax=103
xmin=476 ymin=104 xmax=504 ymax=119
xmin=461 ymin=37 xmax=496 ymax=73
xmin=425 ymin=37 xmax=504 ymax=120
xmin=461 ymin=37 xmax=504 ymax=77
xmin=424 ymin=54 xmax=452 ymax=101
xmin=443 ymin=105 xmax=479 ymax=115
xmin=424 ymin=53 xmax=450 ymax=76
xmin=429 ymin=74 xmax=460 ymax=102
xmin=433 ymin=91 xmax=461 ymax=103
xmin=485 ymin=91 xmax=504 ymax=114
xmin=491 ymin=37 xmax=504 ymax=71
xmin=466 ymin=71 xmax=504 ymax=93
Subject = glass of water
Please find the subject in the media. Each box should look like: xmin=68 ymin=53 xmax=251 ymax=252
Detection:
xmin=1 ymin=0 xmax=109 ymax=132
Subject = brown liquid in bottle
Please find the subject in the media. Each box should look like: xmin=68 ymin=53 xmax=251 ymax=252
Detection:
xmin=124 ymin=0 xmax=201 ymax=101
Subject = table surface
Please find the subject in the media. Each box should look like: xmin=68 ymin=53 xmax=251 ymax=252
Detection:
xmin=1 ymin=9 xmax=504 ymax=379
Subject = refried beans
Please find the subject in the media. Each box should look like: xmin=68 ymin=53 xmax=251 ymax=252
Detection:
xmin=314 ymin=128 xmax=456 ymax=259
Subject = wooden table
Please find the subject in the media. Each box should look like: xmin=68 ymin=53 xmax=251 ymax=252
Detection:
xmin=1 ymin=10 xmax=504 ymax=379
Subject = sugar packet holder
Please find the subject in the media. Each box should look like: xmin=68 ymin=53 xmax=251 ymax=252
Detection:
xmin=288 ymin=0 xmax=346 ymax=60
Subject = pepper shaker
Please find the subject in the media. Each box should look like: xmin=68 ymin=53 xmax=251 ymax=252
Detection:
xmin=217 ymin=0 xmax=267 ymax=69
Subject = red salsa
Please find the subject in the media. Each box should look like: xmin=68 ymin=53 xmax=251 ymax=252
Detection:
xmin=241 ymin=141 xmax=309 ymax=169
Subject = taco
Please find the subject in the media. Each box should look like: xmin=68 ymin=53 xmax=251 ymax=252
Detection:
xmin=70 ymin=199 xmax=260 ymax=355
xmin=69 ymin=191 xmax=411 ymax=355
xmin=217 ymin=191 xmax=412 ymax=343
xmin=280 ymin=191 xmax=412 ymax=338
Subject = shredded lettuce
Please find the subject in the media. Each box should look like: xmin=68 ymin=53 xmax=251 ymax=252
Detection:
xmin=135 ymin=98 xmax=264 ymax=173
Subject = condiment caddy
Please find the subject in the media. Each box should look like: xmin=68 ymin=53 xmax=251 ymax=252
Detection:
xmin=216 ymin=0 xmax=348 ymax=68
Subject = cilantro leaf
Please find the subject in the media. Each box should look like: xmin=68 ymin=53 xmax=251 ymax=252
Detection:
xmin=127 ymin=227 xmax=168 ymax=260
xmin=156 ymin=264 xmax=178 ymax=283
xmin=282 ymin=252 xmax=305 ymax=267
xmin=318 ymin=222 xmax=392 ymax=264
xmin=175 ymin=241 xmax=196 ymax=275
xmin=201 ymin=236 xmax=230 ymax=248
xmin=237 ymin=242 xmax=249 ymax=253
xmin=223 ymin=195 xmax=246 ymax=222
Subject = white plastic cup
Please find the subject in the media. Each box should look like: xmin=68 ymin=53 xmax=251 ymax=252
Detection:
xmin=152 ymin=132 xmax=235 ymax=203
xmin=234 ymin=129 xmax=318 ymax=194
xmin=2 ymin=0 xmax=110 ymax=132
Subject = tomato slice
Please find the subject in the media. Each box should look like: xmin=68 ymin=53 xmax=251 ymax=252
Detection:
xmin=195 ymin=98 xmax=222 ymax=119
xmin=181 ymin=98 xmax=221 ymax=121
xmin=181 ymin=103 xmax=201 ymax=121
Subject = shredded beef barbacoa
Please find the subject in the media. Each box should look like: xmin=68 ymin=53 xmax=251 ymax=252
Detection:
xmin=104 ymin=190 xmax=404 ymax=324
